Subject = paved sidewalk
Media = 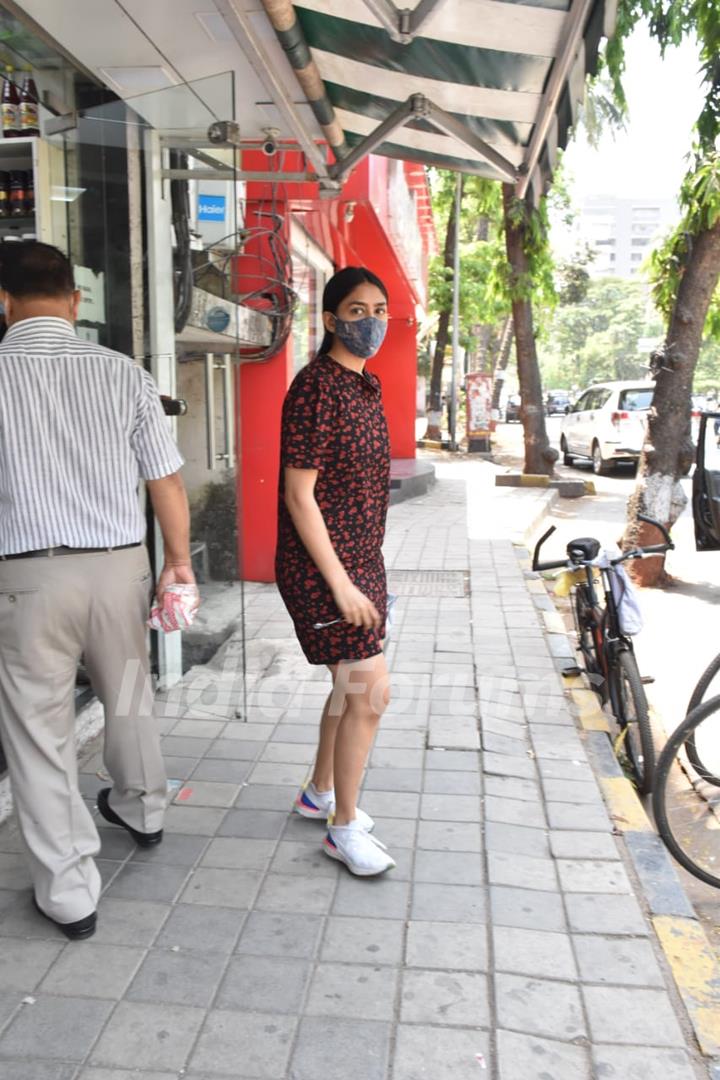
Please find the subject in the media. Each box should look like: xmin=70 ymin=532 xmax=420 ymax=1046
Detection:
xmin=0 ymin=462 xmax=712 ymax=1079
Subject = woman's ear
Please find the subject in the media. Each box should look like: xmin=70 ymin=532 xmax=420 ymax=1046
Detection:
xmin=322 ymin=311 xmax=336 ymax=334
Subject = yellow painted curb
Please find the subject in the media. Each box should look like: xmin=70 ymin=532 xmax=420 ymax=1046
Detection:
xmin=598 ymin=775 xmax=652 ymax=832
xmin=518 ymin=475 xmax=550 ymax=487
xmin=568 ymin=687 xmax=611 ymax=733
xmin=526 ymin=579 xmax=546 ymax=595
xmin=653 ymin=915 xmax=720 ymax=1057
xmin=583 ymin=480 xmax=597 ymax=495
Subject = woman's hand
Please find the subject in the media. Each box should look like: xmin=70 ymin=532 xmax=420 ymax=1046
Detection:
xmin=332 ymin=579 xmax=381 ymax=630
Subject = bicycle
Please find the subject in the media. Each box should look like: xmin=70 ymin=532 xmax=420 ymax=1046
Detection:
xmin=533 ymin=514 xmax=674 ymax=795
xmin=652 ymin=660 xmax=720 ymax=889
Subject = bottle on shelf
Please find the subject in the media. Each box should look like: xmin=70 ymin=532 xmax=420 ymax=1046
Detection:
xmin=24 ymin=170 xmax=33 ymax=216
xmin=0 ymin=172 xmax=9 ymax=219
xmin=1 ymin=67 xmax=21 ymax=138
xmin=19 ymin=71 xmax=39 ymax=136
xmin=9 ymin=171 xmax=25 ymax=217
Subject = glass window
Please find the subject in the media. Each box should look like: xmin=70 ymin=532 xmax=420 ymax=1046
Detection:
xmin=290 ymin=220 xmax=333 ymax=373
xmin=619 ymin=388 xmax=654 ymax=411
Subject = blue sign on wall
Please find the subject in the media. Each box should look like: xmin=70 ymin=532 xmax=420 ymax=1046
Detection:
xmin=198 ymin=194 xmax=226 ymax=222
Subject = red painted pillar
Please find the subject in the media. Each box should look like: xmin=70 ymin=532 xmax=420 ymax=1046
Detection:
xmin=368 ymin=309 xmax=417 ymax=459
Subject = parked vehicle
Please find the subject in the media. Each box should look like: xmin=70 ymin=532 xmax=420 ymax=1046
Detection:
xmin=560 ymin=380 xmax=654 ymax=475
xmin=545 ymin=389 xmax=571 ymax=416
xmin=504 ymin=394 xmax=521 ymax=423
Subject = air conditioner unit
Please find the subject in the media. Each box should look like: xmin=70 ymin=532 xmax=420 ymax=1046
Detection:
xmin=178 ymin=287 xmax=272 ymax=350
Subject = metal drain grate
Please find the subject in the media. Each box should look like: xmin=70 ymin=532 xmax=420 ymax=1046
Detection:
xmin=387 ymin=570 xmax=470 ymax=597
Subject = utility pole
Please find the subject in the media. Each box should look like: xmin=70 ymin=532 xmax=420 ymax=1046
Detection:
xmin=449 ymin=171 xmax=461 ymax=450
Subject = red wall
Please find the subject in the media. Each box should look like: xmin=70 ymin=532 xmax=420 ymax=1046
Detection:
xmin=236 ymin=154 xmax=427 ymax=581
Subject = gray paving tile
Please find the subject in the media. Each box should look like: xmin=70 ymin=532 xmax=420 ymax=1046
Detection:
xmin=361 ymin=792 xmax=420 ymax=819
xmin=290 ymin=1017 xmax=391 ymax=1080
xmin=196 ymin=839 xmax=273 ymax=874
xmin=371 ymin=817 xmax=417 ymax=848
xmin=497 ymin=1029 xmax=591 ymax=1080
xmin=217 ymin=954 xmax=310 ymax=1013
xmin=96 ymin=829 xmax=136 ymax=861
xmin=333 ymin=876 xmax=410 ymax=919
xmin=393 ymin=1024 xmax=491 ymax=1080
xmin=204 ymin=738 xmax=261 ymax=760
xmin=161 ymin=735 xmax=214 ymax=757
xmin=371 ymin=747 xmax=425 ymax=768
xmin=217 ymin=809 xmax=287 ymax=839
xmin=0 ymin=1063 xmax=77 ymax=1080
xmin=542 ymin=778 xmax=603 ymax=804
xmin=40 ymin=943 xmax=144 ymax=999
xmin=90 ymin=1002 xmax=204 ymax=1071
xmin=256 ymin=872 xmax=336 ymax=915
xmin=485 ymin=794 xmax=546 ymax=829
xmin=401 ymin=968 xmax=489 ymax=1026
xmin=420 ymin=793 xmax=483 ymax=822
xmin=260 ymin=741 xmax=316 ymax=764
xmin=547 ymin=801 xmax=611 ymax=831
xmin=416 ymin=820 xmax=482 ymax=852
xmin=0 ymin=990 xmax=21 ymax=1031
xmin=573 ymin=934 xmax=664 ymax=986
xmin=413 ymin=849 xmax=484 ymax=886
xmin=490 ymin=885 xmax=566 ymax=931
xmin=566 ymin=893 xmax=649 ymax=935
xmin=269 ymin=841 xmax=340 ymax=878
xmin=247 ymin=761 xmax=309 ymax=787
xmin=0 ymin=940 xmax=64 ymax=991
xmin=425 ymin=750 xmax=480 ymax=771
xmin=305 ymin=962 xmax=398 ymax=1021
xmin=321 ymin=915 xmax=404 ymax=965
xmin=557 ymin=859 xmax=632 ymax=894
xmin=79 ymin=1070 xmax=176 ymax=1080
xmin=584 ymin=986 xmax=686 ymax=1046
xmin=130 ymin=833 xmax=209 ymax=867
xmin=422 ymin=770 xmax=482 ymax=794
xmin=487 ymin=851 xmax=558 ymax=892
xmin=495 ymin=972 xmax=586 ymax=1041
xmin=105 ymin=864 xmax=190 ymax=903
xmin=236 ymin=911 xmax=323 ymax=959
xmin=0 ymin=996 xmax=113 ymax=1062
xmin=172 ymin=780 xmax=240 ymax=808
xmin=155 ymin=903 xmax=243 ymax=954
xmin=235 ymin=784 xmax=298 ymax=812
xmin=125 ymin=949 xmax=227 ymax=1006
xmin=91 ymin=899 xmax=171 ymax=946
xmin=482 ymin=751 xmax=537 ymax=780
xmin=179 ymin=867 xmax=262 ymax=909
xmin=485 ymin=821 xmax=550 ymax=857
xmin=162 ymin=806 xmax=228 ymax=835
xmin=364 ymin=768 xmax=423 ymax=792
xmin=592 ymin=1045 xmax=698 ymax=1080
xmin=405 ymin=920 xmax=487 ymax=971
xmin=493 ymin=926 xmax=577 ymax=981
xmin=412 ymin=882 xmax=486 ymax=924
xmin=549 ymin=831 xmax=621 ymax=860
xmin=171 ymin=718 xmax=226 ymax=739
xmin=190 ymin=758 xmax=253 ymax=783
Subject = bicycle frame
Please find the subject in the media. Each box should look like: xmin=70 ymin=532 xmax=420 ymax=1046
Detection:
xmin=574 ymin=562 xmax=633 ymax=702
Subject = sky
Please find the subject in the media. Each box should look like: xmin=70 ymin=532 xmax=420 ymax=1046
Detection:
xmin=561 ymin=25 xmax=705 ymax=204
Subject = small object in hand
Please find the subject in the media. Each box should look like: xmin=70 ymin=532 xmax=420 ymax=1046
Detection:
xmin=147 ymin=583 xmax=200 ymax=633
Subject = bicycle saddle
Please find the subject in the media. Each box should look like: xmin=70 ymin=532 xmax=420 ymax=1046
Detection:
xmin=567 ymin=537 xmax=601 ymax=562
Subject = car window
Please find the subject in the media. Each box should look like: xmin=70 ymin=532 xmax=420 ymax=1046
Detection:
xmin=573 ymin=391 xmax=592 ymax=412
xmin=619 ymin=388 xmax=654 ymax=411
xmin=594 ymin=389 xmax=613 ymax=410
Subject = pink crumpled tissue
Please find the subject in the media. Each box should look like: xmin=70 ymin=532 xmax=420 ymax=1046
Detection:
xmin=147 ymin=584 xmax=200 ymax=633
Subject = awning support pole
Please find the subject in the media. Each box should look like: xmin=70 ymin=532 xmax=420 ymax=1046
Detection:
xmin=516 ymin=0 xmax=594 ymax=200
xmin=215 ymin=0 xmax=340 ymax=190
xmin=360 ymin=0 xmax=451 ymax=43
xmin=329 ymin=97 xmax=416 ymax=180
xmin=425 ymin=101 xmax=518 ymax=183
xmin=449 ymin=171 xmax=462 ymax=451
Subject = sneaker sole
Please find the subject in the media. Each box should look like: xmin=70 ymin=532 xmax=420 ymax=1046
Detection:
xmin=322 ymin=838 xmax=396 ymax=876
xmin=293 ymin=800 xmax=376 ymax=834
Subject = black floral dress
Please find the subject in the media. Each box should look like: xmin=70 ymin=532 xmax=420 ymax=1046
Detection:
xmin=275 ymin=353 xmax=390 ymax=664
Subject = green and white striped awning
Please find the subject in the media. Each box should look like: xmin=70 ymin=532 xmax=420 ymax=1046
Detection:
xmin=292 ymin=0 xmax=616 ymax=199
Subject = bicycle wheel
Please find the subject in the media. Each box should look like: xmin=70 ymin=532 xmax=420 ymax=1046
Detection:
xmin=685 ymin=653 xmax=720 ymax=789
xmin=573 ymin=586 xmax=603 ymax=692
xmin=652 ymin=695 xmax=720 ymax=889
xmin=610 ymin=649 xmax=655 ymax=795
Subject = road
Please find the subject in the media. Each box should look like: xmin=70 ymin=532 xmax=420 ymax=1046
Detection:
xmin=494 ymin=418 xmax=720 ymax=950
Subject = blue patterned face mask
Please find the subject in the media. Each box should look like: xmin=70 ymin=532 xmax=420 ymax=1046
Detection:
xmin=333 ymin=315 xmax=388 ymax=359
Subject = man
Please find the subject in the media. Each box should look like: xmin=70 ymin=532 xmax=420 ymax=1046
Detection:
xmin=0 ymin=241 xmax=195 ymax=939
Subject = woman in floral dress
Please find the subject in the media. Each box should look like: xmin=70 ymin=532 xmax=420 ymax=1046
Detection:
xmin=276 ymin=266 xmax=395 ymax=876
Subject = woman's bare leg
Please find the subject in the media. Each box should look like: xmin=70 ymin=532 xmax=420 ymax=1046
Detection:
xmin=330 ymin=652 xmax=390 ymax=826
xmin=310 ymin=684 xmax=347 ymax=793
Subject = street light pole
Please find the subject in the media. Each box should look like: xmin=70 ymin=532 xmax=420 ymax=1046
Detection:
xmin=450 ymin=171 xmax=461 ymax=450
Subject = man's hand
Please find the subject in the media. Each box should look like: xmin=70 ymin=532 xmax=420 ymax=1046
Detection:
xmin=156 ymin=561 xmax=197 ymax=604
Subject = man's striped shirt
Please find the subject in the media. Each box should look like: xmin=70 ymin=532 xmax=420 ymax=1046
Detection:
xmin=0 ymin=317 xmax=184 ymax=554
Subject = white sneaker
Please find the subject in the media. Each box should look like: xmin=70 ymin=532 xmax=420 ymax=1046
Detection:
xmin=293 ymin=782 xmax=374 ymax=832
xmin=323 ymin=819 xmax=396 ymax=876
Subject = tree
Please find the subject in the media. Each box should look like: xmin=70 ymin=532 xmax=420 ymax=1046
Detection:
xmin=605 ymin=1 xmax=720 ymax=583
xmin=502 ymin=187 xmax=558 ymax=475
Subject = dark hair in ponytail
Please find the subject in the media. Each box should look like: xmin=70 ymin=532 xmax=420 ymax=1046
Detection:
xmin=317 ymin=266 xmax=388 ymax=357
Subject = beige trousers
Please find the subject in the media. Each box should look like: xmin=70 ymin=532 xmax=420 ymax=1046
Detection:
xmin=0 ymin=545 xmax=167 ymax=922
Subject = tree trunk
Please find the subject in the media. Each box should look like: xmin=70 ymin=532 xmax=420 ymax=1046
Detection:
xmin=427 ymin=177 xmax=464 ymax=441
xmin=623 ymin=217 xmax=720 ymax=586
xmin=491 ymin=316 xmax=513 ymax=412
xmin=502 ymin=184 xmax=557 ymax=476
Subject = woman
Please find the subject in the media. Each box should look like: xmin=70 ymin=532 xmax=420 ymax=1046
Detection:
xmin=275 ymin=266 xmax=395 ymax=877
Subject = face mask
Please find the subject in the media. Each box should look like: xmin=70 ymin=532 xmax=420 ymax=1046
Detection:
xmin=333 ymin=315 xmax=387 ymax=359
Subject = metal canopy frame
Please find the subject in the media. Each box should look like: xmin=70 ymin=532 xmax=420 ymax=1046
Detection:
xmin=361 ymin=0 xmax=451 ymax=44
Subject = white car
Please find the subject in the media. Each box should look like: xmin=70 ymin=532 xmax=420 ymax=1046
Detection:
xmin=560 ymin=380 xmax=654 ymax=475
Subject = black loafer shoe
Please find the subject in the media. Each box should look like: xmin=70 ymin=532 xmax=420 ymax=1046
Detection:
xmin=33 ymin=896 xmax=96 ymax=941
xmin=97 ymin=787 xmax=163 ymax=848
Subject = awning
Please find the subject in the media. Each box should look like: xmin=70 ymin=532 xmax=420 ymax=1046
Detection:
xmin=287 ymin=0 xmax=617 ymax=200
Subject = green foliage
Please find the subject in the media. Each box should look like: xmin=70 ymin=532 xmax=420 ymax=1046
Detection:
xmin=604 ymin=0 xmax=720 ymax=341
xmin=539 ymin=277 xmax=662 ymax=388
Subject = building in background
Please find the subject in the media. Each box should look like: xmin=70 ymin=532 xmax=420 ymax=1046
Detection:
xmin=569 ymin=195 xmax=678 ymax=277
